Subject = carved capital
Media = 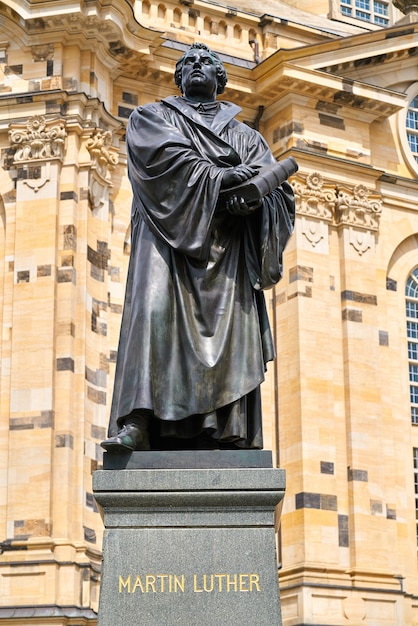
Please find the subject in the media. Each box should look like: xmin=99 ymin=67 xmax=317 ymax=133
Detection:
xmin=86 ymin=129 xmax=119 ymax=183
xmin=335 ymin=184 xmax=382 ymax=231
xmin=9 ymin=115 xmax=66 ymax=162
xmin=294 ymin=172 xmax=336 ymax=249
xmin=294 ymin=172 xmax=336 ymax=221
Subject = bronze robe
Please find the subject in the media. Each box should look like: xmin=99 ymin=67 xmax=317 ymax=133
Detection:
xmin=108 ymin=96 xmax=295 ymax=448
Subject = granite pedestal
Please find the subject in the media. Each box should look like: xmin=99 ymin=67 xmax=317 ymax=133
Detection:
xmin=93 ymin=451 xmax=285 ymax=626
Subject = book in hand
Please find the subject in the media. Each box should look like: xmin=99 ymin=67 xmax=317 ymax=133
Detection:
xmin=219 ymin=156 xmax=298 ymax=208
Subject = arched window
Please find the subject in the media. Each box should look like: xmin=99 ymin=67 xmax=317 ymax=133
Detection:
xmin=141 ymin=0 xmax=151 ymax=16
xmin=406 ymin=95 xmax=418 ymax=165
xmin=157 ymin=4 xmax=166 ymax=20
xmin=188 ymin=11 xmax=196 ymax=28
xmin=218 ymin=20 xmax=227 ymax=38
xmin=248 ymin=29 xmax=258 ymax=44
xmin=203 ymin=17 xmax=211 ymax=35
xmin=406 ymin=268 xmax=418 ymax=424
xmin=173 ymin=8 xmax=182 ymax=26
xmin=233 ymin=24 xmax=242 ymax=42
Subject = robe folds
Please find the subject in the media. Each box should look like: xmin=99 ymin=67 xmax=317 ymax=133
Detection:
xmin=108 ymin=95 xmax=295 ymax=448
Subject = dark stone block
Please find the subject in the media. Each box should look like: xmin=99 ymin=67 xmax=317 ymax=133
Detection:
xmin=40 ymin=410 xmax=54 ymax=428
xmin=289 ymin=265 xmax=314 ymax=283
xmin=338 ymin=514 xmax=349 ymax=547
xmin=16 ymin=95 xmax=33 ymax=104
xmin=61 ymin=255 xmax=73 ymax=267
xmin=57 ymin=268 xmax=75 ymax=283
xmin=386 ymin=277 xmax=397 ymax=291
xmin=91 ymin=425 xmax=107 ymax=441
xmin=295 ymin=491 xmax=337 ymax=511
xmin=316 ymin=100 xmax=340 ymax=114
xmin=17 ymin=270 xmax=30 ymax=284
xmin=295 ymin=492 xmax=320 ymax=509
xmin=118 ymin=106 xmax=134 ymax=119
xmin=109 ymin=266 xmax=120 ymax=281
xmin=319 ymin=113 xmax=345 ymax=130
xmin=348 ymin=468 xmax=368 ymax=482
xmin=85 ymin=366 xmax=107 ymax=387
xmin=99 ymin=352 xmax=110 ymax=372
xmin=55 ymin=433 xmax=74 ymax=448
xmin=63 ymin=224 xmax=77 ymax=250
xmin=370 ymin=499 xmax=383 ymax=515
xmin=379 ymin=330 xmax=389 ymax=346
xmin=341 ymin=290 xmax=377 ymax=305
xmin=122 ymin=91 xmax=138 ymax=105
xmin=87 ymin=386 xmax=106 ymax=405
xmin=10 ymin=411 xmax=54 ymax=430
xmin=9 ymin=418 xmax=34 ymax=430
xmin=6 ymin=64 xmax=23 ymax=75
xmin=37 ymin=264 xmax=51 ymax=277
xmin=90 ymin=264 xmax=104 ymax=282
xmin=86 ymin=492 xmax=99 ymax=511
xmin=83 ymin=526 xmax=96 ymax=543
xmin=56 ymin=357 xmax=74 ymax=372
xmin=60 ymin=191 xmax=78 ymax=202
xmin=88 ymin=245 xmax=109 ymax=269
xmin=320 ymin=494 xmax=338 ymax=510
xmin=320 ymin=461 xmax=334 ymax=475
xmin=342 ymin=308 xmax=362 ymax=323
xmin=386 ymin=506 xmax=396 ymax=520
xmin=103 ymin=450 xmax=273 ymax=470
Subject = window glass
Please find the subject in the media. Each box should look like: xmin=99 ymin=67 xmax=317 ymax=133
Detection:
xmin=341 ymin=0 xmax=388 ymax=24
xmin=407 ymin=96 xmax=418 ymax=164
xmin=407 ymin=270 xmax=418 ymax=423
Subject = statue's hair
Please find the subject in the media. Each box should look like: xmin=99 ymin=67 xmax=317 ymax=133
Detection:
xmin=174 ymin=43 xmax=228 ymax=95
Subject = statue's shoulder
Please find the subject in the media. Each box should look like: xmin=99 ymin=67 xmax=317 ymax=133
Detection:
xmin=133 ymin=101 xmax=166 ymax=116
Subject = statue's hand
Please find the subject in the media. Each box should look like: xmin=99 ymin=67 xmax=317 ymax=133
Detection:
xmin=225 ymin=195 xmax=261 ymax=216
xmin=221 ymin=164 xmax=259 ymax=189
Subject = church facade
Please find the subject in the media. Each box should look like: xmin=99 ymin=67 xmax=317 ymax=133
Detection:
xmin=0 ymin=0 xmax=417 ymax=624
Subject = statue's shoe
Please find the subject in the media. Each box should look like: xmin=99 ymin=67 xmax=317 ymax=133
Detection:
xmin=100 ymin=423 xmax=150 ymax=452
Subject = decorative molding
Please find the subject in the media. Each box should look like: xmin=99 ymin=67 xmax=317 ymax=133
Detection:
xmin=86 ymin=129 xmax=118 ymax=184
xmin=293 ymin=172 xmax=336 ymax=248
xmin=31 ymin=44 xmax=54 ymax=62
xmin=335 ymin=184 xmax=382 ymax=231
xmin=9 ymin=115 xmax=66 ymax=163
xmin=86 ymin=129 xmax=119 ymax=213
xmin=23 ymin=161 xmax=51 ymax=193
xmin=294 ymin=172 xmax=382 ymax=255
xmin=335 ymin=184 xmax=382 ymax=255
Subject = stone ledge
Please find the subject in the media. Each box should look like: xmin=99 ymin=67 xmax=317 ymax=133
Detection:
xmin=102 ymin=449 xmax=273 ymax=470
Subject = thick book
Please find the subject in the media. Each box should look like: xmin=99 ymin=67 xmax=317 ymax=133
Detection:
xmin=219 ymin=156 xmax=298 ymax=207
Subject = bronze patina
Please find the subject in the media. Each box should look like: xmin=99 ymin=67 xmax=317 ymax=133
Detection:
xmin=101 ymin=43 xmax=295 ymax=452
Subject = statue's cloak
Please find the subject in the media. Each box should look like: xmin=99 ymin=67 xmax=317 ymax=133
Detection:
xmin=108 ymin=96 xmax=295 ymax=448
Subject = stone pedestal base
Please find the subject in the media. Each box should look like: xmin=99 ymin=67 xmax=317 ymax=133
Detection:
xmin=93 ymin=451 xmax=285 ymax=626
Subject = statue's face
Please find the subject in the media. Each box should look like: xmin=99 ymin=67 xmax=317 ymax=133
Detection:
xmin=181 ymin=48 xmax=218 ymax=102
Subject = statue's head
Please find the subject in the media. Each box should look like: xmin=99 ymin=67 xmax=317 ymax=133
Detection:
xmin=174 ymin=43 xmax=228 ymax=96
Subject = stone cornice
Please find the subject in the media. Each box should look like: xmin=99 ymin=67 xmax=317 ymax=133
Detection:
xmin=253 ymin=62 xmax=406 ymax=120
xmin=273 ymin=22 xmax=418 ymax=75
xmin=0 ymin=1 xmax=412 ymax=119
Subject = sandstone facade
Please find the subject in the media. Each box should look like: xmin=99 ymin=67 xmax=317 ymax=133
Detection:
xmin=0 ymin=0 xmax=417 ymax=624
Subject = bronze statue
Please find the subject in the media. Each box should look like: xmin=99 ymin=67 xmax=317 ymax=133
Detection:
xmin=101 ymin=43 xmax=295 ymax=452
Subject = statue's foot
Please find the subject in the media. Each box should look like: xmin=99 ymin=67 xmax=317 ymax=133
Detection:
xmin=101 ymin=423 xmax=150 ymax=452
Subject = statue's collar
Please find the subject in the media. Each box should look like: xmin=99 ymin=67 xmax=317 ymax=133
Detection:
xmin=162 ymin=96 xmax=241 ymax=132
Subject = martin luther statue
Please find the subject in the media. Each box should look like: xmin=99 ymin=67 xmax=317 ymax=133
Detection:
xmin=101 ymin=43 xmax=295 ymax=452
